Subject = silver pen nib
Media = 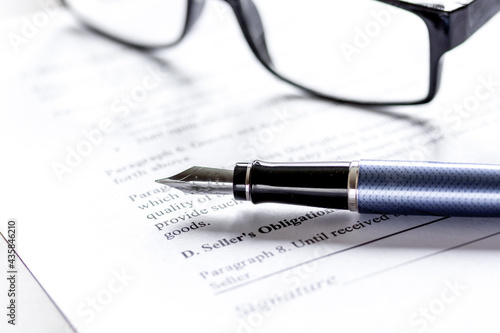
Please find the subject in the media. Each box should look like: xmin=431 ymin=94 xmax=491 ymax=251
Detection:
xmin=155 ymin=166 xmax=233 ymax=195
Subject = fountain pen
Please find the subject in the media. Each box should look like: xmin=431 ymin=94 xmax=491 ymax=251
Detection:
xmin=155 ymin=160 xmax=500 ymax=217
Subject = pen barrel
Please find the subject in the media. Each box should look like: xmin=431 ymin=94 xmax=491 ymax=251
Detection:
xmin=233 ymin=160 xmax=350 ymax=209
xmin=357 ymin=160 xmax=500 ymax=217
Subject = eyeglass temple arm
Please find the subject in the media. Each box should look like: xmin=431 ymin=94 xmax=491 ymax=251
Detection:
xmin=449 ymin=0 xmax=500 ymax=49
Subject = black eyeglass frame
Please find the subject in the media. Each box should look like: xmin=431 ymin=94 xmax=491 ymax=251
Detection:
xmin=62 ymin=0 xmax=500 ymax=106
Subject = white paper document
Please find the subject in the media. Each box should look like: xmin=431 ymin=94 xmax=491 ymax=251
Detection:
xmin=1 ymin=4 xmax=500 ymax=333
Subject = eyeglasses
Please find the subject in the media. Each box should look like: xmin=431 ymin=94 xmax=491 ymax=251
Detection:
xmin=61 ymin=0 xmax=500 ymax=106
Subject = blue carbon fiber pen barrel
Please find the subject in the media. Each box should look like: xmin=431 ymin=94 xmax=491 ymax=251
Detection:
xmin=355 ymin=160 xmax=500 ymax=216
xmin=231 ymin=160 xmax=500 ymax=217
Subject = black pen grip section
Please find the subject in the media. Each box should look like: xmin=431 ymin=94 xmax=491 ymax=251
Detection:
xmin=247 ymin=161 xmax=350 ymax=209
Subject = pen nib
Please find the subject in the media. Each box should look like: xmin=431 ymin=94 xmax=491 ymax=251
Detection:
xmin=155 ymin=166 xmax=233 ymax=195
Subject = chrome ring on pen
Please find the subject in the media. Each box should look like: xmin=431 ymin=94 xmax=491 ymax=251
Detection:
xmin=245 ymin=163 xmax=252 ymax=201
xmin=347 ymin=161 xmax=360 ymax=212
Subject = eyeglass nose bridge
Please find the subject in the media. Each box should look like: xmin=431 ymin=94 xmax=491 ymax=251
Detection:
xmin=227 ymin=0 xmax=273 ymax=66
xmin=185 ymin=0 xmax=272 ymax=65
xmin=185 ymin=0 xmax=206 ymax=34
